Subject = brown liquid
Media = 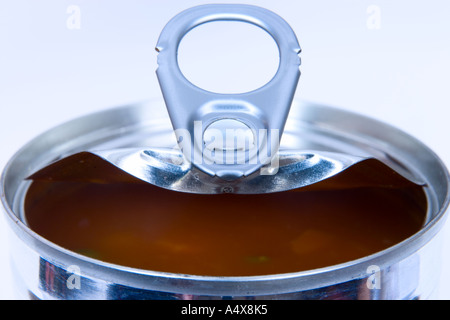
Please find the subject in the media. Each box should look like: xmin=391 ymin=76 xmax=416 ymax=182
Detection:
xmin=25 ymin=153 xmax=427 ymax=276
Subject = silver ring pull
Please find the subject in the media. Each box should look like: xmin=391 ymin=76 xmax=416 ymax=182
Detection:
xmin=156 ymin=4 xmax=301 ymax=180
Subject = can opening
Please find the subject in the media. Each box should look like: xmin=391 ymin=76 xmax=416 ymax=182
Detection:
xmin=23 ymin=153 xmax=427 ymax=277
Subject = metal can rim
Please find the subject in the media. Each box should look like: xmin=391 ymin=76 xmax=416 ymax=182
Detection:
xmin=1 ymin=99 xmax=449 ymax=296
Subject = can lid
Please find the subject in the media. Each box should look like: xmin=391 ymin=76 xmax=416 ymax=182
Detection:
xmin=27 ymin=4 xmax=425 ymax=194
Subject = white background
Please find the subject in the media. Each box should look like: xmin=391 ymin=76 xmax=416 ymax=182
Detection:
xmin=0 ymin=0 xmax=449 ymax=299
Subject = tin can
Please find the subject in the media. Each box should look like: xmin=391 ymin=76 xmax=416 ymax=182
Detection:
xmin=1 ymin=4 xmax=449 ymax=300
xmin=1 ymin=98 xmax=449 ymax=300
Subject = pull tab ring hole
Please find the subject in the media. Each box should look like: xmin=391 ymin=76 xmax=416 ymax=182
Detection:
xmin=177 ymin=21 xmax=280 ymax=94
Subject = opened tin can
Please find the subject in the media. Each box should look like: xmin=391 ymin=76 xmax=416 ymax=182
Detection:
xmin=1 ymin=4 xmax=449 ymax=300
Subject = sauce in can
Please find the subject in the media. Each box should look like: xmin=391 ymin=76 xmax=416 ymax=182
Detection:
xmin=24 ymin=152 xmax=427 ymax=276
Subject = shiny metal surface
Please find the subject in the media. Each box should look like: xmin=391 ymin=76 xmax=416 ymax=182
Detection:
xmin=40 ymin=4 xmax=419 ymax=194
xmin=88 ymin=149 xmax=378 ymax=194
xmin=1 ymin=99 xmax=449 ymax=300
xmin=156 ymin=4 xmax=301 ymax=180
xmin=35 ymin=148 xmax=422 ymax=194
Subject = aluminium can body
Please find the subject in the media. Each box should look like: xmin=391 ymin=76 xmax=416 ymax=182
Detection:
xmin=1 ymin=99 xmax=449 ymax=300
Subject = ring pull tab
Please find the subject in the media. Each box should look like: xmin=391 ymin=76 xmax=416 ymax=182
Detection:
xmin=156 ymin=4 xmax=301 ymax=180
